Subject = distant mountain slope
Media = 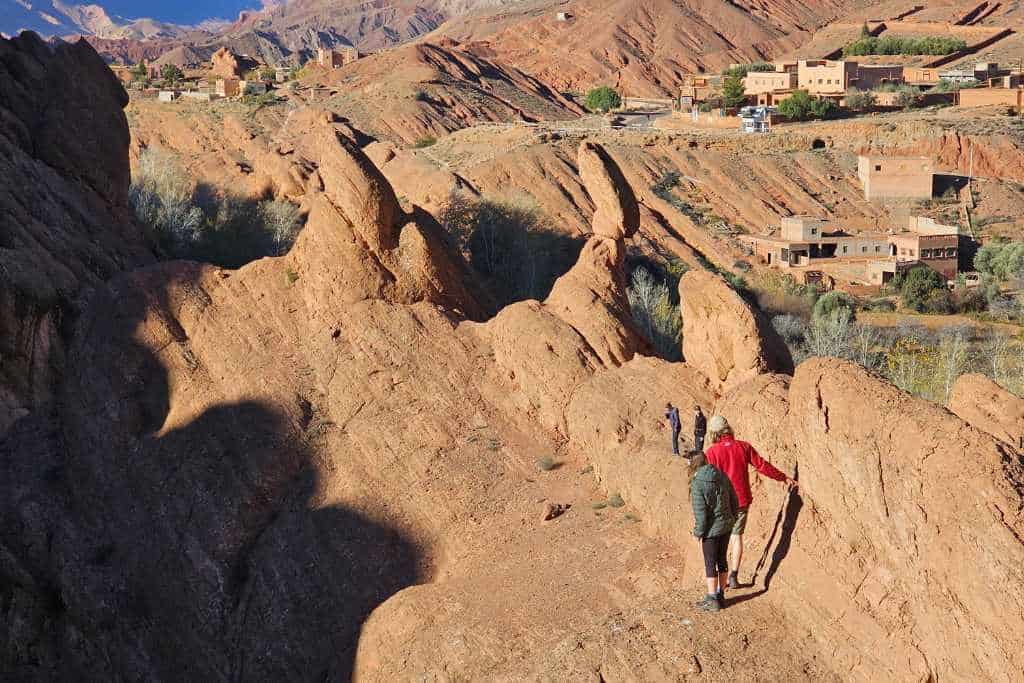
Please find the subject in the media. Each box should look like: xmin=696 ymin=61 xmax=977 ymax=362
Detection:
xmin=436 ymin=0 xmax=877 ymax=96
xmin=1 ymin=0 xmax=206 ymax=39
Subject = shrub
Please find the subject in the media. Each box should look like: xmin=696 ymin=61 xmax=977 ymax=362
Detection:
xmin=900 ymin=266 xmax=946 ymax=312
xmin=285 ymin=268 xmax=299 ymax=287
xmin=805 ymin=309 xmax=853 ymax=358
xmin=778 ymin=90 xmax=836 ymax=121
xmin=606 ymin=493 xmax=625 ymax=508
xmin=260 ymin=199 xmax=303 ymax=256
xmin=413 ymin=136 xmax=437 ymax=148
xmin=130 ymin=148 xmax=204 ymax=250
xmin=933 ymin=78 xmax=979 ymax=92
xmin=697 ymin=102 xmax=714 ymax=113
xmin=771 ymin=314 xmax=806 ymax=347
xmin=585 ymin=86 xmax=621 ymax=113
xmin=809 ymin=97 xmax=839 ymax=119
xmin=439 ymin=192 xmax=581 ymax=310
xmin=628 ymin=267 xmax=682 ymax=361
xmin=536 ymin=456 xmax=558 ymax=471
xmin=974 ymin=240 xmax=1024 ymax=282
xmin=845 ymin=88 xmax=876 ymax=111
xmin=923 ymin=288 xmax=955 ymax=314
xmin=259 ymin=66 xmax=276 ymax=81
xmin=130 ymin=148 xmax=305 ymax=267
xmin=812 ymin=291 xmax=856 ymax=321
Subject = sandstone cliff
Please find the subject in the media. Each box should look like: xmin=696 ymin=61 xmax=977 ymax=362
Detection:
xmin=0 ymin=32 xmax=152 ymax=436
xmin=4 ymin=33 xmax=1024 ymax=681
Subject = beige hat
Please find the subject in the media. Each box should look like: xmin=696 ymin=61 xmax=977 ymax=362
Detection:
xmin=708 ymin=415 xmax=729 ymax=433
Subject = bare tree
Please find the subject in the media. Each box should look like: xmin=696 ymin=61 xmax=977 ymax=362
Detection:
xmin=936 ymin=326 xmax=970 ymax=403
xmin=805 ymin=309 xmax=852 ymax=358
xmin=981 ymin=331 xmax=1012 ymax=386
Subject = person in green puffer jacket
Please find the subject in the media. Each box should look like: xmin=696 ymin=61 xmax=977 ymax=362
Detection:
xmin=690 ymin=451 xmax=738 ymax=612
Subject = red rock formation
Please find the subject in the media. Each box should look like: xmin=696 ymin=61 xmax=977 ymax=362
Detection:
xmin=0 ymin=33 xmax=151 ymax=435
xmin=209 ymin=46 xmax=245 ymax=79
xmin=678 ymin=270 xmax=793 ymax=392
xmin=948 ymin=372 xmax=1024 ymax=446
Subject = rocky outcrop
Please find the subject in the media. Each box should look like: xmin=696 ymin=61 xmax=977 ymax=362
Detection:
xmin=678 ymin=270 xmax=793 ymax=392
xmin=209 ymin=46 xmax=248 ymax=79
xmin=948 ymin=373 xmax=1024 ymax=446
xmin=774 ymin=358 xmax=1024 ymax=681
xmin=4 ymin=32 xmax=1024 ymax=682
xmin=0 ymin=33 xmax=151 ymax=435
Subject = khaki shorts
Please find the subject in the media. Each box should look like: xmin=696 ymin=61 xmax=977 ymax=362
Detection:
xmin=732 ymin=507 xmax=749 ymax=535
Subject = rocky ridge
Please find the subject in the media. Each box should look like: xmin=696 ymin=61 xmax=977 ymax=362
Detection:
xmin=3 ymin=31 xmax=1024 ymax=682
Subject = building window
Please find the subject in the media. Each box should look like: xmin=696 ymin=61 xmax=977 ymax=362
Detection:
xmin=861 ymin=246 xmax=867 ymax=253
xmin=909 ymin=249 xmax=915 ymax=256
xmin=947 ymin=248 xmax=957 ymax=258
xmin=875 ymin=164 xmax=882 ymax=172
xmin=921 ymin=249 xmax=931 ymax=258
xmin=842 ymin=245 xmax=848 ymax=254
xmin=874 ymin=245 xmax=881 ymax=252
xmin=900 ymin=248 xmax=906 ymax=255
xmin=810 ymin=227 xmax=817 ymax=235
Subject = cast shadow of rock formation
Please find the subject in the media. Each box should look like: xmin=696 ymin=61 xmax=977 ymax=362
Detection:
xmin=1 ymin=264 xmax=422 ymax=681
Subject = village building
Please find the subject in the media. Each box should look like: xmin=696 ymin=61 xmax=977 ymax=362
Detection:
xmin=316 ymin=47 xmax=360 ymax=69
xmin=745 ymin=214 xmax=963 ymax=287
xmin=216 ymin=78 xmax=241 ymax=98
xmin=555 ymin=11 xmax=572 ymax=21
xmin=904 ymin=66 xmax=941 ymax=85
xmin=157 ymin=90 xmax=179 ymax=103
xmin=857 ymin=154 xmax=934 ymax=201
xmin=678 ymin=75 xmax=716 ymax=110
xmin=742 ymin=70 xmax=798 ymax=97
xmin=959 ymin=86 xmax=1024 ymax=110
xmin=796 ymin=60 xmax=903 ymax=95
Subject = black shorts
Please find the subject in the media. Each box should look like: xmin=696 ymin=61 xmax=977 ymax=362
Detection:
xmin=702 ymin=534 xmax=729 ymax=578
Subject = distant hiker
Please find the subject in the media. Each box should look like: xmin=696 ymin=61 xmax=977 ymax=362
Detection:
xmin=665 ymin=402 xmax=681 ymax=456
xmin=690 ymin=451 xmax=738 ymax=612
xmin=693 ymin=406 xmax=707 ymax=452
xmin=705 ymin=415 xmax=797 ymax=589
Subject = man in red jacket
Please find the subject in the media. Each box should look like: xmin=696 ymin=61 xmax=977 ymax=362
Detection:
xmin=704 ymin=415 xmax=797 ymax=588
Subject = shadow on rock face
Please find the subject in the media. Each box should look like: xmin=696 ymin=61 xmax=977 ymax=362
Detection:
xmin=0 ymin=264 xmax=422 ymax=681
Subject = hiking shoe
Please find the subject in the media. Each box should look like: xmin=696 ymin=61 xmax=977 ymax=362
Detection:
xmin=728 ymin=572 xmax=740 ymax=589
xmin=696 ymin=594 xmax=721 ymax=612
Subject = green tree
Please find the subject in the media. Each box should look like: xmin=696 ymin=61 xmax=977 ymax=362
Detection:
xmin=130 ymin=60 xmax=148 ymax=81
xmin=585 ymin=86 xmax=622 ymax=113
xmin=778 ymin=90 xmax=815 ymax=120
xmin=260 ymin=65 xmax=277 ymax=81
xmin=893 ymin=86 xmax=920 ymax=109
xmin=901 ymin=266 xmax=946 ymax=312
xmin=160 ymin=64 xmax=185 ymax=84
xmin=722 ymin=74 xmax=747 ymax=108
xmin=813 ymin=291 xmax=856 ymax=321
xmin=809 ymin=97 xmax=838 ymax=119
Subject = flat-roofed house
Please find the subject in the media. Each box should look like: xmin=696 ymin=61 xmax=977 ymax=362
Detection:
xmin=743 ymin=70 xmax=797 ymax=96
xmin=858 ymin=155 xmax=934 ymax=201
